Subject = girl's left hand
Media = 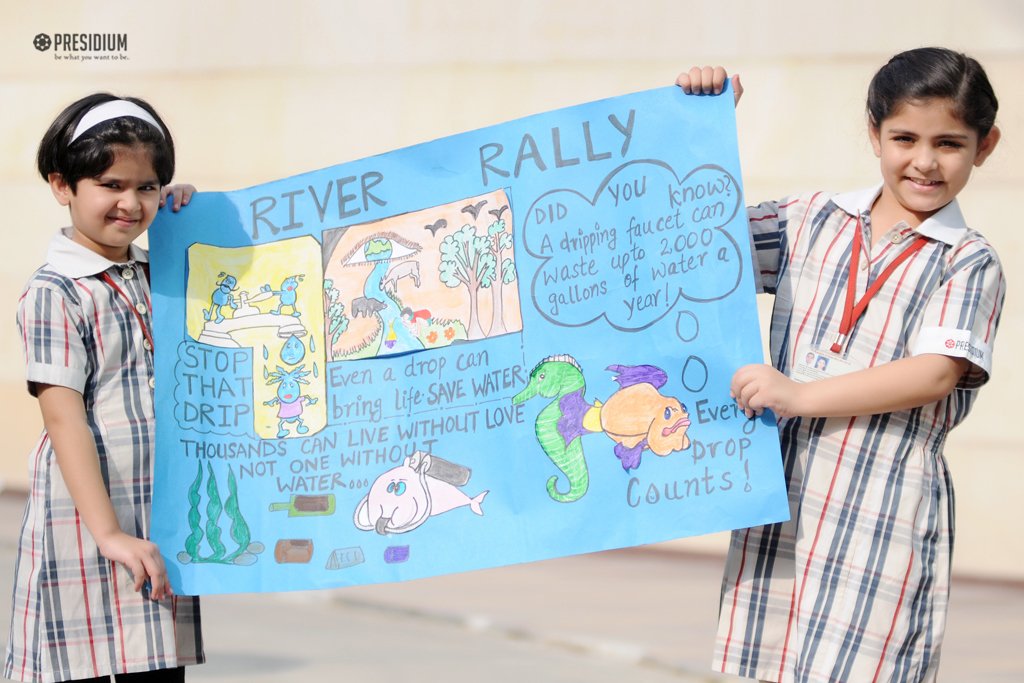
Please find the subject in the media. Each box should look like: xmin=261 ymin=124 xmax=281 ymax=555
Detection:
xmin=731 ymin=363 xmax=803 ymax=418
xmin=675 ymin=66 xmax=743 ymax=105
xmin=160 ymin=184 xmax=196 ymax=212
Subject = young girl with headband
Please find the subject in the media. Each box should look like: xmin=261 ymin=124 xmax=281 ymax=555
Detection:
xmin=678 ymin=47 xmax=1003 ymax=682
xmin=5 ymin=93 xmax=203 ymax=682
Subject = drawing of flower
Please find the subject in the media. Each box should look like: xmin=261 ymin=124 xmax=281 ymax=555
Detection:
xmin=427 ymin=331 xmax=438 ymax=344
xmin=444 ymin=327 xmax=455 ymax=340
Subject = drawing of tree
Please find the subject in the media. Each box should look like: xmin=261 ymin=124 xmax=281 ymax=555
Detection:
xmin=484 ymin=216 xmax=517 ymax=336
xmin=439 ymin=224 xmax=495 ymax=339
xmin=323 ymin=279 xmax=350 ymax=353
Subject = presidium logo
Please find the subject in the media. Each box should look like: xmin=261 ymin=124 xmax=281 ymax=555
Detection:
xmin=944 ymin=337 xmax=984 ymax=362
xmin=33 ymin=32 xmax=129 ymax=62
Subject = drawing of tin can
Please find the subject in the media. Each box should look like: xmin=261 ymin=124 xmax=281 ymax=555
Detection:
xmin=274 ymin=539 xmax=314 ymax=563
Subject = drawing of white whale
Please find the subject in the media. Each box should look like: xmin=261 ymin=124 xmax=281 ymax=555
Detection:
xmin=353 ymin=451 xmax=488 ymax=535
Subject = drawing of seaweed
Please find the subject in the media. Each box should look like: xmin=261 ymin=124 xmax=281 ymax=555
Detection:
xmin=205 ymin=463 xmax=226 ymax=560
xmin=223 ymin=467 xmax=251 ymax=562
xmin=184 ymin=461 xmax=204 ymax=562
xmin=177 ymin=463 xmax=264 ymax=566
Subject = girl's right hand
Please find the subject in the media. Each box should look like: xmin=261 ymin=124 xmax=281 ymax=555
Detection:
xmin=676 ymin=66 xmax=743 ymax=105
xmin=160 ymin=183 xmax=196 ymax=212
xmin=98 ymin=531 xmax=174 ymax=600
xmin=730 ymin=363 xmax=804 ymax=419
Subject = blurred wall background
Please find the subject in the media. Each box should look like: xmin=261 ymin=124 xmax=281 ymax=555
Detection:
xmin=1 ymin=0 xmax=1020 ymax=579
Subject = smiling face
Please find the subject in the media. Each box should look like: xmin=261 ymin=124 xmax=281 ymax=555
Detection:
xmin=49 ymin=144 xmax=161 ymax=262
xmin=869 ymin=98 xmax=999 ymax=227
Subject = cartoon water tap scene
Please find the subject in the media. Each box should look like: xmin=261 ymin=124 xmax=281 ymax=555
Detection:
xmin=513 ymin=355 xmax=692 ymax=503
xmin=189 ymin=240 xmax=322 ymax=346
xmin=183 ymin=238 xmax=327 ymax=440
xmin=320 ymin=189 xmax=523 ymax=360
xmin=149 ymin=86 xmax=789 ymax=597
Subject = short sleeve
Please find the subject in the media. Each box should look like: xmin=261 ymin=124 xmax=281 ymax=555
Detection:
xmin=17 ymin=283 xmax=90 ymax=396
xmin=746 ymin=200 xmax=785 ymax=294
xmin=908 ymin=239 xmax=1004 ymax=388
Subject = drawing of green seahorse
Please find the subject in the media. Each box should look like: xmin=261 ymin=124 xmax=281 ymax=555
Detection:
xmin=512 ymin=354 xmax=591 ymax=503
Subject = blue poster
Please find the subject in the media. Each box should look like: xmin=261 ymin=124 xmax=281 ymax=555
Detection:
xmin=149 ymin=84 xmax=787 ymax=595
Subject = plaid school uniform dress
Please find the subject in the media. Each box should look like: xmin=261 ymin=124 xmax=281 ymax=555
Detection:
xmin=5 ymin=229 xmax=203 ymax=682
xmin=714 ymin=188 xmax=1004 ymax=683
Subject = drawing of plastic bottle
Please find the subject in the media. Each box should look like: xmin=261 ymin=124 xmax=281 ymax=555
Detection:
xmin=268 ymin=494 xmax=336 ymax=516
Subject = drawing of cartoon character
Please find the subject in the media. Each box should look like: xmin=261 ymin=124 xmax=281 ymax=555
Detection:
xmin=513 ymin=357 xmax=693 ymax=498
xmin=261 ymin=275 xmax=305 ymax=316
xmin=353 ymin=451 xmax=487 ymax=535
xmin=263 ymin=365 xmax=318 ymax=437
xmin=203 ymin=273 xmax=238 ymax=323
xmin=512 ymin=354 xmax=591 ymax=503
xmin=596 ymin=364 xmax=691 ymax=471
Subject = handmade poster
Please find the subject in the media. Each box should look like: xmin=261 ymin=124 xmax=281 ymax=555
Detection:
xmin=149 ymin=84 xmax=788 ymax=595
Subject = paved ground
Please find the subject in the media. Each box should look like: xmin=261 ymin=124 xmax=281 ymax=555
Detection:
xmin=0 ymin=491 xmax=1020 ymax=682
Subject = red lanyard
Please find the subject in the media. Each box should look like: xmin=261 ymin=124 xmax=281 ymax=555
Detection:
xmin=101 ymin=270 xmax=155 ymax=353
xmin=830 ymin=220 xmax=927 ymax=353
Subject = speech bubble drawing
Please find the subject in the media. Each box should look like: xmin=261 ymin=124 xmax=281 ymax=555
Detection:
xmin=522 ymin=160 xmax=743 ymax=331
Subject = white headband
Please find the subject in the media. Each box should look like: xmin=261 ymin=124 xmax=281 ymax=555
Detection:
xmin=70 ymin=100 xmax=164 ymax=143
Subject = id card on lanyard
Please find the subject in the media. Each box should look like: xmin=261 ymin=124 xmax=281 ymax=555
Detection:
xmin=792 ymin=343 xmax=859 ymax=381
xmin=793 ymin=219 xmax=926 ymax=382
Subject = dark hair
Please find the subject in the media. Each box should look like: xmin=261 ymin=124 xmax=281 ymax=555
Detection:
xmin=866 ymin=47 xmax=998 ymax=138
xmin=37 ymin=93 xmax=174 ymax=191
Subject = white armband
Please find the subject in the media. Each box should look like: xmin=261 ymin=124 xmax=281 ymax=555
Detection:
xmin=910 ymin=326 xmax=993 ymax=376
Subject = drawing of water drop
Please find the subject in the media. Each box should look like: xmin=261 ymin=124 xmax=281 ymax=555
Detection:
xmin=681 ymin=355 xmax=709 ymax=393
xmin=309 ymin=337 xmax=316 ymax=352
xmin=262 ymin=366 xmax=269 ymax=380
xmin=280 ymin=334 xmax=306 ymax=365
xmin=262 ymin=345 xmax=269 ymax=360
xmin=312 ymin=362 xmax=319 ymax=378
xmin=675 ymin=311 xmax=700 ymax=343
